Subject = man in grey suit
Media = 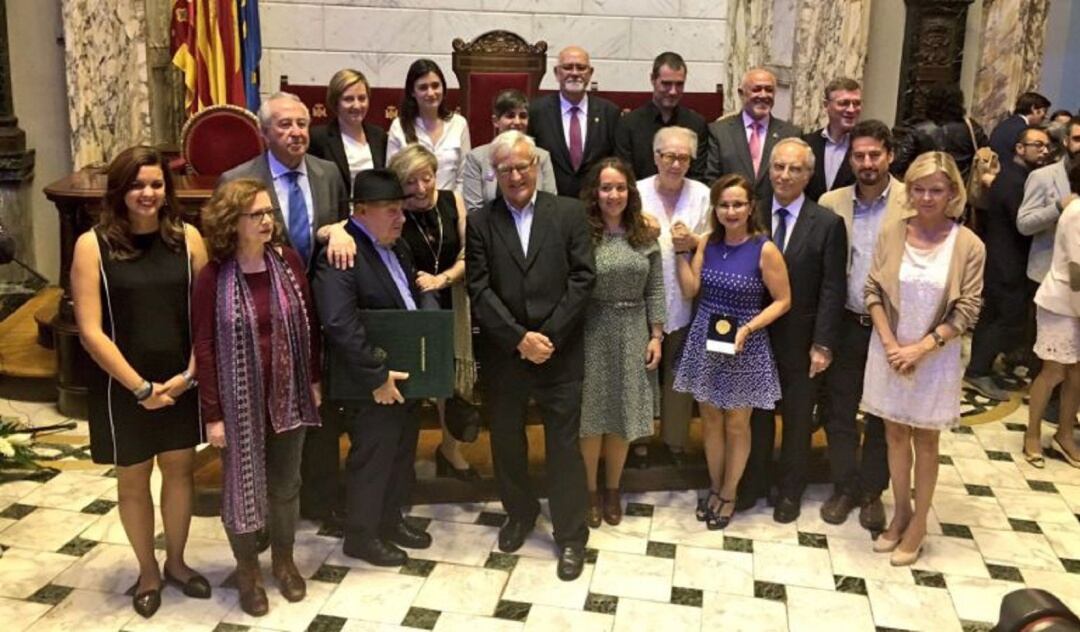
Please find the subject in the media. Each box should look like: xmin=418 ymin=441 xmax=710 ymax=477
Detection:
xmin=1018 ymin=117 xmax=1080 ymax=285
xmin=705 ymin=68 xmax=801 ymax=200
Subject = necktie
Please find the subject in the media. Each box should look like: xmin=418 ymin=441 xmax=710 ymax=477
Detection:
xmin=773 ymin=207 xmax=789 ymax=253
xmin=285 ymin=171 xmax=312 ymax=263
xmin=749 ymin=122 xmax=763 ymax=177
xmin=569 ymin=105 xmax=583 ymax=172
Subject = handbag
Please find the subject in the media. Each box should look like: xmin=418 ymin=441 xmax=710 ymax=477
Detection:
xmin=965 ymin=117 xmax=1000 ymax=210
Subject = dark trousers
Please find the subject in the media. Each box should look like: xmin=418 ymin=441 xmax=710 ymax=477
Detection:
xmin=968 ymin=280 xmax=1029 ymax=376
xmin=226 ymin=426 xmax=306 ymax=559
xmin=488 ymin=377 xmax=589 ymax=548
xmin=821 ymin=312 xmax=889 ymax=499
xmin=299 ymin=405 xmax=345 ymax=519
xmin=341 ymin=401 xmax=421 ymax=543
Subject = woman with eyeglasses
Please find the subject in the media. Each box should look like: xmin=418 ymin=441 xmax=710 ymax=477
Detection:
xmin=862 ymin=152 xmax=985 ymax=565
xmin=673 ymin=173 xmax=790 ymax=530
xmin=193 ymin=178 xmax=322 ymax=616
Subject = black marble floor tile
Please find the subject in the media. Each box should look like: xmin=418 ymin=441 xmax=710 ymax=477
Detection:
xmin=798 ymin=532 xmax=828 ymax=549
xmin=316 ymin=523 xmax=343 ymax=539
xmin=961 ymin=621 xmax=995 ymax=632
xmin=306 ymin=614 xmax=346 ymax=632
xmin=938 ymin=455 xmax=955 ymax=465
xmin=671 ymin=586 xmax=703 ymax=607
xmin=952 ymin=425 xmax=975 ymax=435
xmin=1027 ymin=480 xmax=1058 ymax=493
xmin=940 ymin=523 xmax=974 ymax=539
xmin=0 ymin=503 xmax=35 ymax=520
xmin=212 ymin=623 xmax=250 ymax=632
xmin=400 ymin=558 xmax=436 ymax=577
xmin=646 ymin=541 xmax=676 ymax=559
xmin=1062 ymin=558 xmax=1080 ymax=574
xmin=1003 ymin=422 xmax=1027 ymax=432
xmin=584 ymin=592 xmax=618 ymax=614
xmin=484 ymin=552 xmax=518 ymax=571
xmin=911 ymin=569 xmax=946 ymax=588
xmin=79 ymin=498 xmax=116 ymax=515
xmin=754 ymin=580 xmax=786 ymax=602
xmin=153 ymin=532 xmax=166 ymax=551
xmin=57 ymin=536 xmax=98 ymax=557
xmin=724 ymin=536 xmax=753 ymax=553
xmin=27 ymin=583 xmax=73 ymax=605
xmin=494 ymin=599 xmax=531 ymax=621
xmin=624 ymin=502 xmax=653 ymax=517
xmin=310 ymin=564 xmax=349 ymax=584
xmin=402 ymin=606 xmax=440 ymax=630
xmin=987 ymin=564 xmax=1024 ymax=582
xmin=835 ymin=575 xmax=868 ymax=595
xmin=584 ymin=547 xmax=599 ymax=564
xmin=986 ymin=451 xmax=1013 ymax=462
xmin=475 ymin=511 xmax=507 ymax=527
xmin=876 ymin=627 xmax=913 ymax=632
xmin=965 ymin=484 xmax=994 ymax=497
xmin=1008 ymin=518 xmax=1042 ymax=534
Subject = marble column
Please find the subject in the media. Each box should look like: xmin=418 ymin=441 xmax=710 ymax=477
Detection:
xmin=60 ymin=0 xmax=151 ymax=170
xmin=970 ymin=0 xmax=1050 ymax=130
xmin=725 ymin=0 xmax=774 ymax=108
xmin=0 ymin=0 xmax=37 ymax=279
xmin=789 ymin=0 xmax=873 ymax=131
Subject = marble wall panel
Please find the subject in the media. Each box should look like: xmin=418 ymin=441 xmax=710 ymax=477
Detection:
xmin=61 ymin=0 xmax=151 ymax=170
xmin=482 ymin=0 xmax=583 ymax=13
xmin=261 ymin=2 xmax=324 ymax=50
xmin=324 ymin=7 xmax=432 ymax=53
xmin=971 ymin=0 xmax=1050 ymax=129
xmin=329 ymin=0 xmax=484 ymax=8
xmin=629 ymin=18 xmax=726 ymax=62
xmin=430 ymin=11 xmax=536 ymax=51
xmin=725 ymin=0 xmax=773 ymax=103
xmin=532 ymin=14 xmax=633 ymax=60
xmin=682 ymin=0 xmax=729 ymax=20
xmin=583 ymin=0 xmax=678 ymax=18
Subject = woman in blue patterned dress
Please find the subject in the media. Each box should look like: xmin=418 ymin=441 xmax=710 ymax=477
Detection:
xmin=674 ymin=174 xmax=791 ymax=529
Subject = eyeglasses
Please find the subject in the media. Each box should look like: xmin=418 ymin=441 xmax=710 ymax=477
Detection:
xmin=1021 ymin=141 xmax=1051 ymax=150
xmin=495 ymin=159 xmax=537 ymax=176
xmin=242 ymin=208 xmax=276 ymax=221
xmin=656 ymin=152 xmax=692 ymax=166
xmin=829 ymin=99 xmax=862 ymax=108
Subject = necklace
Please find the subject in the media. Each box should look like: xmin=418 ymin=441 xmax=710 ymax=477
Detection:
xmin=406 ymin=203 xmax=444 ymax=274
xmin=721 ymin=235 xmax=750 ymax=259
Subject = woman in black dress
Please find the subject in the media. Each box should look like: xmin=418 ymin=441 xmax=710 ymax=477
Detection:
xmin=71 ymin=146 xmax=210 ymax=618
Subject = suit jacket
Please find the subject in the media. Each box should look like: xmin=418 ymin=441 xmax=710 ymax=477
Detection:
xmin=989 ymin=113 xmax=1026 ymax=164
xmin=1017 ymin=158 xmax=1070 ymax=282
xmin=312 ymin=220 xmax=436 ymax=397
xmin=466 ymin=191 xmax=596 ymax=384
xmin=705 ymin=113 xmax=802 ymax=201
xmin=308 ymin=120 xmax=388 ymax=193
xmin=220 ymin=152 xmax=349 ymax=269
xmin=982 ymin=160 xmax=1033 ymax=287
xmin=758 ymin=198 xmax=847 ymax=369
xmin=461 ymin=143 xmax=558 ymax=214
xmin=527 ymin=93 xmax=620 ymax=199
xmin=803 ymin=128 xmax=855 ymax=202
xmin=818 ymin=178 xmax=912 ymax=271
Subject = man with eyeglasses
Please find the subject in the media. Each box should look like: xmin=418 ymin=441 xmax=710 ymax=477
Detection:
xmin=528 ymin=45 xmax=620 ymax=198
xmin=803 ymin=78 xmax=862 ymax=201
xmin=965 ymin=125 xmax=1054 ymax=401
xmin=615 ymin=51 xmax=708 ymax=183
xmin=466 ymin=130 xmax=596 ymax=581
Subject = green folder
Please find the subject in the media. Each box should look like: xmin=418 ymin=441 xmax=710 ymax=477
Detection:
xmin=326 ymin=309 xmax=455 ymax=401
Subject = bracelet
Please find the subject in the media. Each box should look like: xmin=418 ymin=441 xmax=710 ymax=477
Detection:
xmin=650 ymin=332 xmax=664 ymax=342
xmin=181 ymin=369 xmax=198 ymax=389
xmin=132 ymin=380 xmax=152 ymax=401
xmin=929 ymin=330 xmax=946 ymax=348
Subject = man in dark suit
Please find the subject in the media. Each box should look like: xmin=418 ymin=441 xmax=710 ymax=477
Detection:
xmin=308 ymin=69 xmax=388 ymax=194
xmin=466 ymin=130 xmax=596 ymax=581
xmin=739 ymin=137 xmax=847 ymax=523
xmin=221 ymin=91 xmax=353 ymax=531
xmin=614 ymin=51 xmax=709 ymax=182
xmin=989 ymin=91 xmax=1050 ymax=164
xmin=705 ymin=68 xmax=801 ymax=199
xmin=803 ymin=77 xmax=861 ymax=201
xmin=313 ymin=169 xmax=437 ymax=566
xmin=965 ymin=125 xmax=1053 ymax=401
xmin=527 ymin=45 xmax=620 ymax=198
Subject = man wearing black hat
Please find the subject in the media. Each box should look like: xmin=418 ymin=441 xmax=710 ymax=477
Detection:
xmin=313 ymin=168 xmax=437 ymax=566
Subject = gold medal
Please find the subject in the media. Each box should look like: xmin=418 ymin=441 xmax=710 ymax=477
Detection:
xmin=715 ymin=319 xmax=732 ymax=335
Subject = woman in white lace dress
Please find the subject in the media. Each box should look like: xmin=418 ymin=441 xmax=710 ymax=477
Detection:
xmin=862 ymin=152 xmax=985 ymax=566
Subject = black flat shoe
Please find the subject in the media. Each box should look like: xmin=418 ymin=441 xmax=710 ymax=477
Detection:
xmin=498 ymin=517 xmax=536 ymax=553
xmin=129 ymin=577 xmax=161 ymax=619
xmin=557 ymin=545 xmax=585 ymax=581
xmin=164 ymin=567 xmax=212 ymax=599
xmin=773 ymin=496 xmax=801 ymax=524
xmin=342 ymin=537 xmax=408 ymax=567
xmin=381 ymin=520 xmax=433 ymax=549
xmin=435 ymin=448 xmax=481 ymax=482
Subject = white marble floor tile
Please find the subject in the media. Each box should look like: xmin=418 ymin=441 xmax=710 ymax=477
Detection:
xmin=647 ymin=504 xmax=725 ymax=549
xmin=993 ymin=486 xmax=1077 ymax=523
xmin=186 ymin=515 xmax=229 ymax=542
xmin=621 ymin=489 xmax=698 ymax=510
xmin=700 ymin=591 xmax=788 ymax=631
xmin=931 ymin=489 xmax=1011 ymax=530
xmin=0 ymin=507 xmax=97 ymax=551
xmin=970 ymin=527 xmax=1065 ymax=572
xmin=501 ymin=554 xmax=592 ymax=609
xmin=753 ymin=541 xmax=834 ymax=591
xmin=319 ymin=567 xmax=425 ymax=623
xmin=945 ymin=574 xmax=1024 ymax=624
xmin=413 ymin=563 xmax=508 ymax=616
xmin=911 ymin=535 xmax=991 ymax=579
xmin=672 ymin=544 xmax=753 ymax=596
xmin=721 ymin=507 xmax=801 ymax=546
xmin=827 ymin=535 xmax=914 ymax=584
xmin=0 ymin=516 xmax=14 ymax=533
xmin=222 ymin=574 xmax=335 ymax=631
xmin=24 ymin=588 xmax=133 ymax=632
xmin=865 ymin=578 xmax=962 ymax=632
xmin=18 ymin=472 xmax=116 ymax=512
xmin=181 ymin=537 xmax=243 ymax=588
xmin=79 ymin=507 xmax=130 ymax=545
xmin=589 ymin=550 xmax=673 ymax=602
xmin=796 ymin=506 xmax=876 ymax=541
xmin=432 ymin=612 xmax=524 ymax=632
xmin=1056 ymin=483 xmax=1080 ymax=512
xmin=951 ymin=457 xmax=1028 ymax=489
xmin=0 ymin=595 xmax=51 ymax=632
xmin=53 ymin=541 xmax=161 ymax=594
xmin=1023 ymin=569 xmax=1080 ymax=614
xmin=583 ymin=515 xmax=650 ymax=555
xmin=407 ymin=502 xmax=487 ymax=524
xmin=124 ymin=584 xmax=238 ymax=632
xmin=936 ymin=464 xmax=967 ymax=491
xmin=785 ymin=585 xmax=875 ymax=632
xmin=417 ymin=519 xmax=501 ymax=567
xmin=971 ymin=428 xmax=1025 ymax=454
xmin=1040 ymin=520 xmax=1080 ymax=559
xmin=611 ymin=597 xmax=701 ymax=632
xmin=339 ymin=621 xmax=412 ymax=632
xmin=290 ymin=531 xmax=340 ymax=578
xmin=0 ymin=547 xmax=76 ymax=598
xmin=1020 ymin=457 xmax=1080 ymax=486
xmin=522 ymin=604 xmax=613 ymax=632
xmin=938 ymin=433 xmax=988 ymax=459
xmin=0 ymin=480 xmax=43 ymax=504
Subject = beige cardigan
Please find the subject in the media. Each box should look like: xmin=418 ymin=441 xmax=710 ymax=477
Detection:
xmin=819 ymin=178 xmax=914 ymax=272
xmin=864 ymin=219 xmax=985 ymax=335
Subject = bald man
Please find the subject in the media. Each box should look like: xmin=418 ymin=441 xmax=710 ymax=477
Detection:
xmin=527 ymin=45 xmax=621 ymax=198
xmin=705 ymin=68 xmax=801 ymax=200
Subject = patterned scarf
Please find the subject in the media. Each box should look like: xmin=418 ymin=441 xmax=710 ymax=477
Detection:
xmin=215 ymin=249 xmax=320 ymax=534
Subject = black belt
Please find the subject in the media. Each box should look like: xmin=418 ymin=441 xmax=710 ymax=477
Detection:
xmin=845 ymin=310 xmax=872 ymax=328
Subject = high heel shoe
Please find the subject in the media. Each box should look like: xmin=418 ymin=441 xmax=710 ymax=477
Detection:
xmin=435 ymin=447 xmax=480 ymax=482
xmin=706 ymin=496 xmax=735 ymax=531
xmin=129 ymin=576 xmax=162 ymax=618
xmin=890 ymin=541 xmax=924 ymax=566
xmin=872 ymin=533 xmax=901 ymax=553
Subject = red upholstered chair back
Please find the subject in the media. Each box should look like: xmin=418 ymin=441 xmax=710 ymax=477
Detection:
xmin=466 ymin=73 xmax=531 ymax=146
xmin=180 ymin=105 xmax=264 ymax=176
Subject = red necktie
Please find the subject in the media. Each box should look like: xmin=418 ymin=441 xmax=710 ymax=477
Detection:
xmin=569 ymin=105 xmax=583 ymax=172
xmin=749 ymin=122 xmax=763 ymax=177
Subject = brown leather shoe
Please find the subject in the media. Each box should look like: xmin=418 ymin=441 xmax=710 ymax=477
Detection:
xmin=271 ymin=545 xmax=307 ymax=603
xmin=602 ymin=488 xmax=622 ymax=526
xmin=587 ymin=491 xmax=602 ymax=528
xmin=820 ymin=492 xmax=857 ymax=525
xmin=858 ymin=494 xmax=887 ymax=531
xmin=235 ymin=557 xmax=269 ymax=617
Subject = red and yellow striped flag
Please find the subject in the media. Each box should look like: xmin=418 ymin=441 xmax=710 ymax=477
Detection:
xmin=170 ymin=0 xmax=246 ymax=115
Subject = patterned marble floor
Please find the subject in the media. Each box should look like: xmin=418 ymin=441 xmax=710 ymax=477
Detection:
xmin=1 ymin=395 xmax=1079 ymax=632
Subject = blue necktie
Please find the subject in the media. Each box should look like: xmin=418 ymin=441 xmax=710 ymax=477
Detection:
xmin=285 ymin=171 xmax=311 ymax=263
xmin=773 ymin=208 xmax=789 ymax=253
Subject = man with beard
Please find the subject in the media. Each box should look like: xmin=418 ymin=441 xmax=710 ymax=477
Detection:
xmin=705 ymin=68 xmax=801 ymax=200
xmin=815 ymin=120 xmax=909 ymax=530
xmin=528 ymin=46 xmax=620 ymax=198
xmin=965 ymin=125 xmax=1053 ymax=401
xmin=803 ymin=78 xmax=861 ymax=201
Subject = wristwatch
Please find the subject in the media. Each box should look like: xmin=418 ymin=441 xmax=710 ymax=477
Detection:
xmin=181 ymin=369 xmax=198 ymax=389
xmin=930 ymin=331 xmax=946 ymax=347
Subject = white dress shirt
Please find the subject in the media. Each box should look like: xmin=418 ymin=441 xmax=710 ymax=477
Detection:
xmin=821 ymin=128 xmax=850 ymax=189
xmin=341 ymin=132 xmax=374 ymax=184
xmin=560 ymin=93 xmax=589 ymax=151
xmin=507 ymin=192 xmax=538 ymax=254
xmin=771 ymin=193 xmax=806 ymax=252
xmin=267 ymin=151 xmax=315 ymax=236
xmin=387 ymin=113 xmax=472 ymax=192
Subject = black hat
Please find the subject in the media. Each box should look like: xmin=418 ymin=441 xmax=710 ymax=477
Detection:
xmin=351 ymin=168 xmax=405 ymax=203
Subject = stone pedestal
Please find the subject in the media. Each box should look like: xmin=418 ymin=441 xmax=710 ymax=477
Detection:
xmin=896 ymin=0 xmax=975 ymax=124
xmin=0 ymin=0 xmax=37 ymax=281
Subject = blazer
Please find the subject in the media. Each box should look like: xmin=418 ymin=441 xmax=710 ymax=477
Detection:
xmin=220 ymin=152 xmax=349 ymax=269
xmin=461 ymin=143 xmax=558 ymax=214
xmin=312 ymin=220 xmax=436 ymax=396
xmin=865 ymin=219 xmax=985 ymax=335
xmin=308 ymin=120 xmax=388 ymax=193
xmin=1034 ymin=200 xmax=1080 ymax=317
xmin=705 ymin=113 xmax=802 ymax=200
xmin=527 ymin=93 xmax=621 ymax=199
xmin=989 ymin=113 xmax=1027 ymax=163
xmin=466 ymin=190 xmax=596 ymax=384
xmin=982 ymin=159 xmax=1033 ymax=287
xmin=818 ymin=178 xmax=912 ymax=271
xmin=803 ymin=128 xmax=855 ymax=202
xmin=1017 ymin=158 xmax=1070 ymax=282
xmin=757 ymin=198 xmax=847 ymax=367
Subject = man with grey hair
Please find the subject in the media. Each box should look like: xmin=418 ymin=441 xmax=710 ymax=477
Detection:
xmin=741 ymin=136 xmax=848 ymax=524
xmin=466 ymin=130 xmax=596 ymax=581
